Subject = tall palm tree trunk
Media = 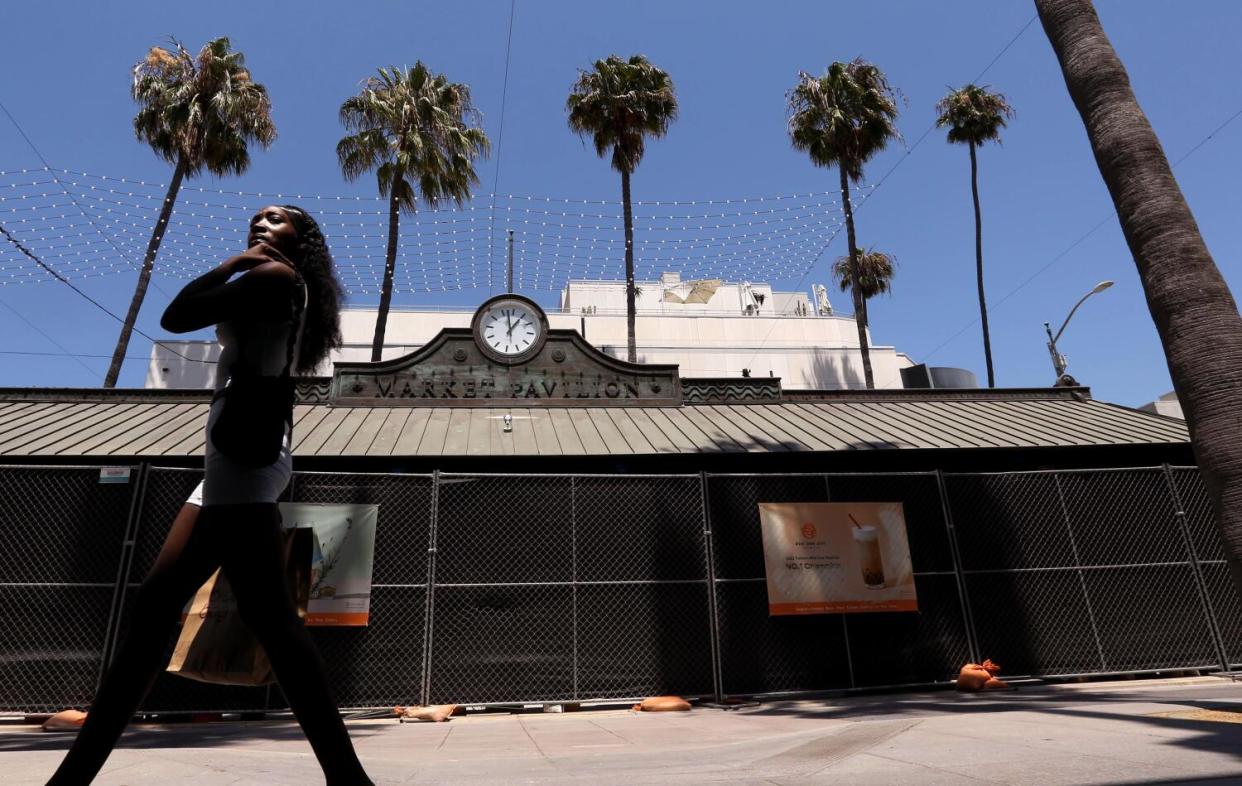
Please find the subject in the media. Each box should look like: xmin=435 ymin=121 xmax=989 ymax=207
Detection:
xmin=970 ymin=140 xmax=995 ymax=388
xmin=1038 ymin=0 xmax=1242 ymax=593
xmin=105 ymin=157 xmax=186 ymax=388
xmin=372 ymin=188 xmax=401 ymax=361
xmin=621 ymin=168 xmax=637 ymax=363
xmin=839 ymin=167 xmax=874 ymax=389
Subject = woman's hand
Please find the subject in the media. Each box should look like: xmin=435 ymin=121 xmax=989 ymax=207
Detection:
xmin=224 ymin=242 xmax=294 ymax=275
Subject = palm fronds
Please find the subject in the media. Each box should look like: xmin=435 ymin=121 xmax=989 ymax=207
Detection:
xmin=936 ymin=84 xmax=1015 ymax=146
xmin=832 ymin=248 xmax=897 ymax=300
xmin=566 ymin=54 xmax=678 ymax=175
xmin=336 ymin=63 xmax=490 ymax=214
xmin=131 ymin=37 xmax=275 ymax=178
xmin=786 ymin=59 xmax=902 ymax=181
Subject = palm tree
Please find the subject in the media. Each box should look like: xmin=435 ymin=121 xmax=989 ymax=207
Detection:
xmin=1037 ymin=0 xmax=1242 ymax=593
xmin=831 ymin=247 xmax=896 ymax=334
xmin=787 ymin=60 xmax=901 ymax=389
xmin=107 ymin=37 xmax=275 ymax=387
xmin=936 ymin=84 xmax=1014 ymax=389
xmin=338 ymin=64 xmax=490 ymax=361
xmin=567 ymin=55 xmax=678 ymax=364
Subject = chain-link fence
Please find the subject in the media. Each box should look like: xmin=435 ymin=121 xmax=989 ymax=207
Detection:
xmin=1 ymin=463 xmax=1239 ymax=713
xmin=0 ymin=465 xmax=142 ymax=713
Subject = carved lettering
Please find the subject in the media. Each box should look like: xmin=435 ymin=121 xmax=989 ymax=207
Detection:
xmin=330 ymin=337 xmax=679 ymax=405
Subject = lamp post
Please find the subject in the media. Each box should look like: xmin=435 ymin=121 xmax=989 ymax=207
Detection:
xmin=1044 ymin=280 xmax=1114 ymax=383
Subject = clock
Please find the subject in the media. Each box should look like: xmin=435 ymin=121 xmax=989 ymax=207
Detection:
xmin=471 ymin=294 xmax=548 ymax=364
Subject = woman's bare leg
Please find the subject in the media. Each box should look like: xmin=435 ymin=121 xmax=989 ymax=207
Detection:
xmin=213 ymin=503 xmax=373 ymax=786
xmin=47 ymin=503 xmax=220 ymax=785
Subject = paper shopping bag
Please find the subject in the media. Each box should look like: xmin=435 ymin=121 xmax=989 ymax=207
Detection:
xmin=167 ymin=526 xmax=312 ymax=686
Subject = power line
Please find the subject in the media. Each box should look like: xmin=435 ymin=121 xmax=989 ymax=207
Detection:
xmin=742 ymin=13 xmax=1038 ymax=374
xmin=0 ymin=348 xmax=152 ymax=361
xmin=0 ymin=220 xmax=213 ymax=365
xmin=883 ymin=100 xmax=1242 ymax=385
xmin=0 ymin=97 xmax=171 ymax=298
xmin=855 ymin=14 xmax=1038 ymax=213
xmin=487 ymin=0 xmax=518 ymax=295
xmin=0 ymin=297 xmax=102 ymax=379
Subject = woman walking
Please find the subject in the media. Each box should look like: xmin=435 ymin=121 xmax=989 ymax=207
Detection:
xmin=48 ymin=206 xmax=374 ymax=785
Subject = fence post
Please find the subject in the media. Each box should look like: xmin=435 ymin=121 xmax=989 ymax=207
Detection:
xmin=1053 ymin=473 xmax=1108 ymax=672
xmin=420 ymin=470 xmax=441 ymax=707
xmin=99 ymin=463 xmax=149 ymax=682
xmin=823 ymin=474 xmax=858 ymax=689
xmin=699 ymin=472 xmax=724 ymax=703
xmin=1162 ymin=463 xmax=1230 ymax=672
xmin=571 ymin=475 xmax=579 ymax=701
xmin=935 ymin=470 xmax=981 ymax=666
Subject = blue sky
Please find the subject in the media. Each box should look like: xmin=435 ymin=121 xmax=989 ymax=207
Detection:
xmin=1 ymin=1 xmax=1240 ymax=405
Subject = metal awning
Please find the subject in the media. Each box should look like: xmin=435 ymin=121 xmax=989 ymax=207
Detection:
xmin=0 ymin=388 xmax=1189 ymax=458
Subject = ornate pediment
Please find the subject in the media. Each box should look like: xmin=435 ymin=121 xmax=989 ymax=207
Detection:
xmin=331 ymin=315 xmax=682 ymax=407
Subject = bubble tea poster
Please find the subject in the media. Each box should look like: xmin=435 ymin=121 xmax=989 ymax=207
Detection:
xmin=758 ymin=502 xmax=918 ymax=615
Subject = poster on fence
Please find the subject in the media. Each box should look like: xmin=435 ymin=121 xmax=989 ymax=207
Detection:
xmin=758 ymin=502 xmax=917 ymax=615
xmin=279 ymin=503 xmax=378 ymax=626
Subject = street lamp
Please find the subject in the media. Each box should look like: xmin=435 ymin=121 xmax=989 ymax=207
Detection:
xmin=1044 ymin=280 xmax=1114 ymax=383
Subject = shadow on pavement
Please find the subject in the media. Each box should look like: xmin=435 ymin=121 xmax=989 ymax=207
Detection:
xmin=0 ymin=719 xmax=388 ymax=754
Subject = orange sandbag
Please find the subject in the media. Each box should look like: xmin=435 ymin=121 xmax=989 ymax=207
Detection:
xmin=956 ymin=659 xmax=1003 ymax=692
xmin=983 ymin=677 xmax=1011 ymax=690
xmin=42 ymin=709 xmax=87 ymax=731
xmin=956 ymin=664 xmax=990 ymax=691
xmin=632 ymin=696 xmax=691 ymax=712
xmin=394 ymin=704 xmax=457 ymax=722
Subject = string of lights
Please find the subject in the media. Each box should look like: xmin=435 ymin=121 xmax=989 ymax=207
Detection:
xmin=0 ymin=167 xmax=861 ymax=293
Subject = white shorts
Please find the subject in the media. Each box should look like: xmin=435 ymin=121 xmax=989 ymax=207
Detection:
xmin=199 ymin=397 xmax=293 ymax=506
xmin=186 ymin=480 xmax=204 ymax=507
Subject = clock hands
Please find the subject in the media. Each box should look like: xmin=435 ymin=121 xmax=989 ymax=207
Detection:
xmin=481 ymin=303 xmax=539 ymax=356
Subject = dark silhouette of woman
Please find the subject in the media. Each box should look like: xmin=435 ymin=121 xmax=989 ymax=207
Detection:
xmin=48 ymin=206 xmax=374 ymax=785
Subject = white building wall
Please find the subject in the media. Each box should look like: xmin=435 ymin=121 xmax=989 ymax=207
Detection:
xmin=146 ymin=275 xmax=912 ymax=390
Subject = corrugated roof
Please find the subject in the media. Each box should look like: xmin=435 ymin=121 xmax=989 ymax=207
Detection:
xmin=0 ymin=388 xmax=1189 ymax=458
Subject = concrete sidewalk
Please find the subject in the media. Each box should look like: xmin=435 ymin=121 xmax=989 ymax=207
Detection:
xmin=6 ymin=676 xmax=1242 ymax=784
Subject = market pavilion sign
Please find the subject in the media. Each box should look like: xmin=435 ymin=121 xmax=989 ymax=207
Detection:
xmin=330 ymin=295 xmax=682 ymax=407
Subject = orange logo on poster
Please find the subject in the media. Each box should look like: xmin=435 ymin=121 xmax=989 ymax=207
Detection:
xmin=801 ymin=523 xmax=817 ymax=539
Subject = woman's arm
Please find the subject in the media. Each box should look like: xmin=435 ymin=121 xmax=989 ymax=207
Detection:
xmin=160 ymin=244 xmax=297 ymax=333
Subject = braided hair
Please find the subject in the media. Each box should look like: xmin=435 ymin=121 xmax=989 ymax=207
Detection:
xmin=280 ymin=205 xmax=343 ymax=374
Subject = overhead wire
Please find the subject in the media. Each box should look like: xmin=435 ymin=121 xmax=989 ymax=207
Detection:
xmin=0 ymin=97 xmax=172 ymax=298
xmin=0 ymin=297 xmax=102 ymax=379
xmin=0 ymin=220 xmax=214 ymax=365
xmin=488 ymin=0 xmax=518 ymax=295
xmin=880 ymin=100 xmax=1242 ymax=387
xmin=740 ymin=12 xmax=1039 ymax=375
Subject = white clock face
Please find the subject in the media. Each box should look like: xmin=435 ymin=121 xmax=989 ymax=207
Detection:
xmin=480 ymin=303 xmax=542 ymax=356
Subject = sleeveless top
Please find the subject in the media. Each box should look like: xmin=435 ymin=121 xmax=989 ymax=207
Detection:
xmin=212 ymin=280 xmax=307 ymax=393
